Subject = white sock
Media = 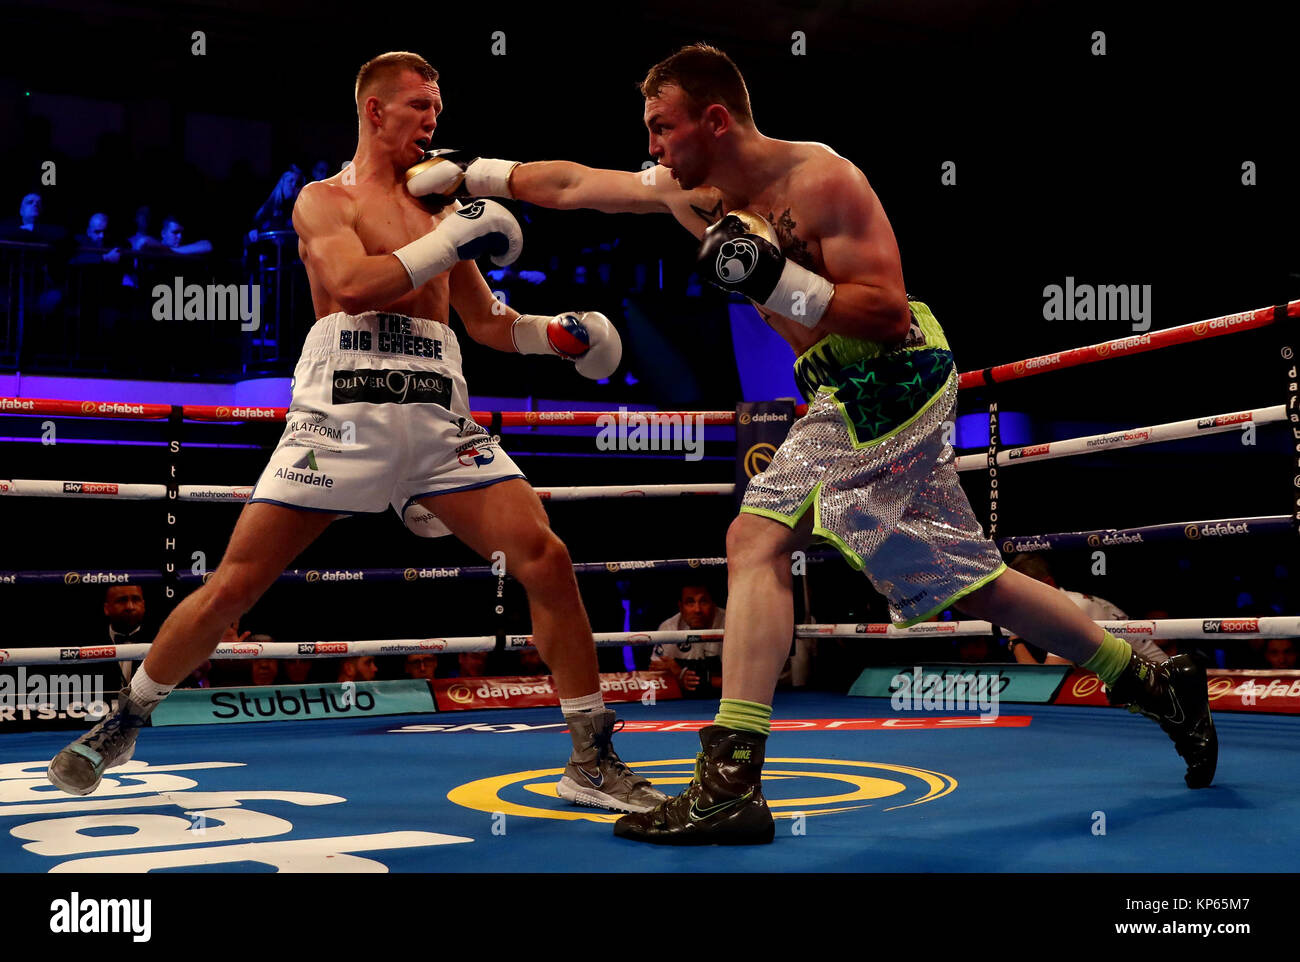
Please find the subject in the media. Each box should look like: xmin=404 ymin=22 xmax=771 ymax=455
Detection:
xmin=559 ymin=692 xmax=605 ymax=716
xmin=128 ymin=665 xmax=175 ymax=711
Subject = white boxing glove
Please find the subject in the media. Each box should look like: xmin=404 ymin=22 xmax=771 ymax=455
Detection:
xmin=392 ymin=199 xmax=522 ymax=289
xmin=512 ymin=311 xmax=622 ymax=379
xmin=405 ymin=149 xmax=519 ymax=206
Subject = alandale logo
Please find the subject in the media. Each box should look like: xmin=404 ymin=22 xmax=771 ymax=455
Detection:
xmin=273 ymin=450 xmax=333 ymax=488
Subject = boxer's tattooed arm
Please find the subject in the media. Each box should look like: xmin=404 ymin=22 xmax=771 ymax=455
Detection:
xmin=690 ymin=199 xmax=725 ymax=226
xmin=768 ymin=208 xmax=816 ymax=271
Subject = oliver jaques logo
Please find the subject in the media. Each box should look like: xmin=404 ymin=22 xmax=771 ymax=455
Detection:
xmin=0 ymin=759 xmax=471 ymax=871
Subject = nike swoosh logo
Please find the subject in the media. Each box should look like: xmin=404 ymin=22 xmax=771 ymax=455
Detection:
xmin=689 ymin=789 xmax=754 ymax=822
xmin=1164 ymin=689 xmax=1185 ymax=726
xmin=577 ymin=767 xmax=604 ymax=788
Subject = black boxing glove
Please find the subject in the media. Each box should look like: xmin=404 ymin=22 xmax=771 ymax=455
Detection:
xmin=696 ymin=209 xmax=835 ymax=328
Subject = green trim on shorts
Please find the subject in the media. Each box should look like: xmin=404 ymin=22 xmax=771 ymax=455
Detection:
xmin=894 ymin=562 xmax=1009 ymax=628
xmin=792 ymin=300 xmax=951 ymax=379
xmin=738 ymin=483 xmax=821 ymax=529
xmin=810 ymin=493 xmax=867 ymax=572
xmin=825 ymin=367 xmax=957 ymax=450
xmin=741 ymin=485 xmax=866 ymax=571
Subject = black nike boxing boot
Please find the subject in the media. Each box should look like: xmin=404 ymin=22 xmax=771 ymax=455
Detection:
xmin=613 ymin=726 xmax=775 ymax=844
xmin=1106 ymin=651 xmax=1218 ymax=788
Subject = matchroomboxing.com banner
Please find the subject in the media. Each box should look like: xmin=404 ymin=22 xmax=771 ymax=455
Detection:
xmin=149 ymin=680 xmax=435 ymax=726
xmin=433 ymin=671 xmax=680 ymax=712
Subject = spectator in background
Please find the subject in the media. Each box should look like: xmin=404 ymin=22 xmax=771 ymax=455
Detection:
xmin=104 ymin=584 xmax=147 ymax=686
xmin=282 ymin=658 xmax=313 ymax=684
xmin=955 ymin=636 xmax=1002 ymax=664
xmin=1223 ymin=631 xmax=1270 ymax=669
xmin=651 ymin=583 xmax=725 ymax=697
xmin=1005 ymin=554 xmax=1166 ymax=665
xmin=310 ymin=160 xmax=333 ymax=182
xmin=104 ymin=584 xmax=146 ymax=647
xmin=248 ymin=166 xmax=304 ymax=239
xmin=455 ymin=651 xmax=490 ymax=677
xmin=1264 ymin=639 xmax=1298 ymax=671
xmin=1 ymin=192 xmax=66 ymax=243
xmin=1141 ymin=606 xmax=1219 ymax=667
xmin=71 ymin=212 xmax=121 ymax=264
xmin=404 ymin=654 xmax=437 ymax=681
xmin=336 ymin=656 xmax=378 ymax=683
xmin=127 ymin=205 xmax=157 ymax=250
xmin=250 ymin=658 xmax=279 ymax=687
xmin=159 ymin=215 xmax=213 ymax=255
xmin=519 ymin=647 xmax=549 ymax=675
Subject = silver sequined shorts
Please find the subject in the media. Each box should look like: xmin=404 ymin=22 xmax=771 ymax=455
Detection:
xmin=740 ymin=370 xmax=1006 ymax=626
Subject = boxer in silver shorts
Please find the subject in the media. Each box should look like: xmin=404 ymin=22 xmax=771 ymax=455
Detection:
xmin=423 ymin=43 xmax=1217 ymax=843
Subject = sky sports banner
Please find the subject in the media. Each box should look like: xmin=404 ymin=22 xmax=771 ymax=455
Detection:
xmin=149 ymin=680 xmax=435 ymax=726
xmin=1055 ymin=667 xmax=1300 ymax=713
xmin=433 ymin=671 xmax=680 ymax=712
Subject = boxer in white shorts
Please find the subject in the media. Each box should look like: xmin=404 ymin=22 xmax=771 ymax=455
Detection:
xmin=251 ymin=310 xmax=525 ymax=534
xmin=49 ymin=51 xmax=668 ymax=815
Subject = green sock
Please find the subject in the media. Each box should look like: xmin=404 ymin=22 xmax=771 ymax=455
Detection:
xmin=1082 ymin=630 xmax=1134 ymax=687
xmin=714 ymin=698 xmax=772 ymax=736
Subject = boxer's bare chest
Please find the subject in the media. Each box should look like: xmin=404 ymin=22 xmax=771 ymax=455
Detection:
xmin=728 ymin=190 xmax=829 ymax=355
xmin=304 ymin=183 xmax=451 ymax=321
xmin=348 ymin=185 xmax=446 ymax=256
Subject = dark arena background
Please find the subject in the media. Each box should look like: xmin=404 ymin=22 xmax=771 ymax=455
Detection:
xmin=0 ymin=0 xmax=1297 ymax=940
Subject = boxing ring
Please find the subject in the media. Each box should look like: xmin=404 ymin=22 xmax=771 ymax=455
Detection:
xmin=1 ymin=299 xmax=1298 ymax=872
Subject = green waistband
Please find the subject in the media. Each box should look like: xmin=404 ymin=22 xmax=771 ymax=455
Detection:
xmin=793 ymin=299 xmax=949 ymax=401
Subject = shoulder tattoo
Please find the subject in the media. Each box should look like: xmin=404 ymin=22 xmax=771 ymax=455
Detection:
xmin=690 ymin=198 xmax=726 ymax=226
xmin=767 ymin=208 xmax=815 ymax=270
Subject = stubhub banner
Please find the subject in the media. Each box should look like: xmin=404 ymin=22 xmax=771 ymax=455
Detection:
xmin=849 ymin=664 xmax=1071 ymax=704
xmin=150 ymin=680 xmax=435 ymax=726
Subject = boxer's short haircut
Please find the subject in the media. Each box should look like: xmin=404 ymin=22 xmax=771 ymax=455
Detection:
xmin=640 ymin=43 xmax=752 ymax=124
xmin=355 ymin=51 xmax=439 ymax=113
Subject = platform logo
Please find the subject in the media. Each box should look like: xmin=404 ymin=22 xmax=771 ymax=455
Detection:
xmin=448 ymin=757 xmax=957 ymax=824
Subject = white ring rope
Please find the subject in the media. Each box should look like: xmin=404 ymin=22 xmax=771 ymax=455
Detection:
xmin=4 ymin=620 xmax=1296 ymax=667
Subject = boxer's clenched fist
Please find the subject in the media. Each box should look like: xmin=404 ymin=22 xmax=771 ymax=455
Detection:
xmin=392 ymin=199 xmax=523 ymax=289
xmin=696 ymin=209 xmax=835 ymax=328
xmin=511 ymin=311 xmax=622 ymax=379
xmin=405 ymin=149 xmax=520 ymax=207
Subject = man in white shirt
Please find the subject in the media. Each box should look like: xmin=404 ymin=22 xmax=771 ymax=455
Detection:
xmin=652 ymin=583 xmax=725 ymax=696
xmin=1006 ymin=554 xmax=1166 ymax=664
